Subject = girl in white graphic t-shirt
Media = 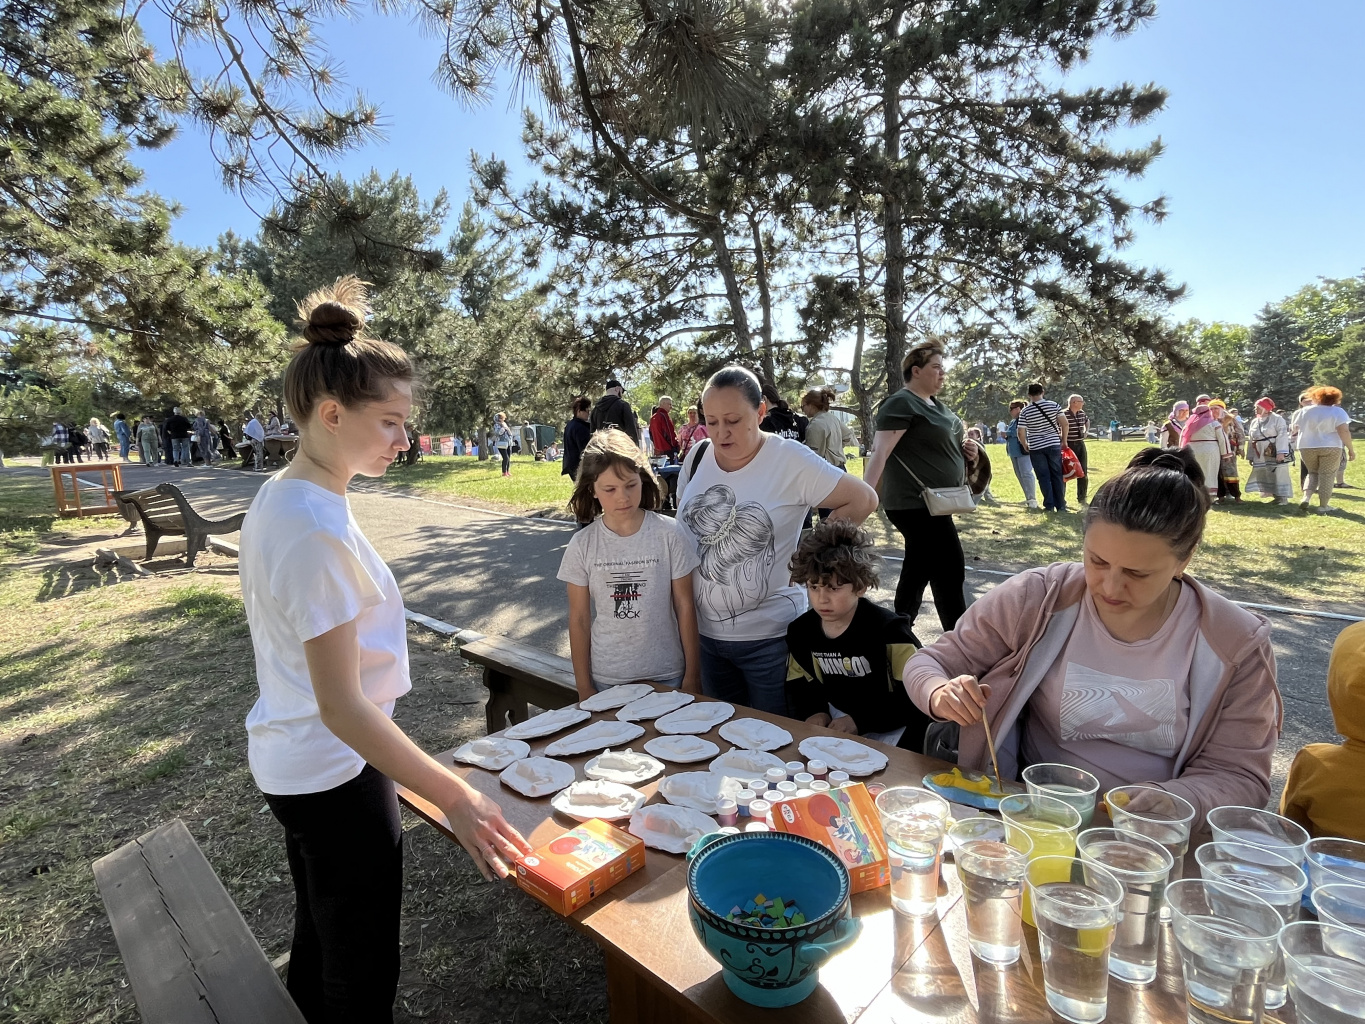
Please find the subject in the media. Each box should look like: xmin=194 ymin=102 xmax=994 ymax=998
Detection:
xmin=558 ymin=428 xmax=701 ymax=699
xmin=240 ymin=277 xmax=529 ymax=1021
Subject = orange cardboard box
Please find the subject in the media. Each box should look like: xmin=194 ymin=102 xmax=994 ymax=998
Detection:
xmin=771 ymin=783 xmax=890 ymax=893
xmin=515 ymin=818 xmax=646 ymax=915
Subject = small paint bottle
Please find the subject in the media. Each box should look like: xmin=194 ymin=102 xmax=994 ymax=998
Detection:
xmin=749 ymin=799 xmax=772 ymax=826
xmin=785 ymin=760 xmax=805 ymax=780
xmin=807 ymin=760 xmax=829 ymax=782
xmin=828 ymin=770 xmax=851 ymax=788
xmin=744 ymin=821 xmax=770 ymax=833
xmin=765 ymin=767 xmax=786 ymax=788
xmin=736 ymin=788 xmax=756 ymax=818
xmin=793 ymin=772 xmax=815 ymax=788
xmin=717 ymin=826 xmax=741 ymax=835
xmin=776 ymin=781 xmax=798 ymax=798
xmin=750 ymin=780 xmax=769 ymax=796
xmin=795 ymin=790 xmax=814 ymax=799
xmin=717 ymin=798 xmax=739 ymax=827
xmin=810 ymin=780 xmax=832 ymax=792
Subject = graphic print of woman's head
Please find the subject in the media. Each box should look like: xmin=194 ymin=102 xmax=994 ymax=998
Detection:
xmin=682 ymin=484 xmax=776 ymax=622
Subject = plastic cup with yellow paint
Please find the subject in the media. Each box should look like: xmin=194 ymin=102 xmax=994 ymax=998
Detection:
xmin=1000 ymin=793 xmax=1083 ymax=927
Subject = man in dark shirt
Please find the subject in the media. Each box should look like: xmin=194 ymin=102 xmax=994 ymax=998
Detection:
xmin=590 ymin=379 xmax=640 ymax=444
xmin=165 ymin=406 xmax=193 ymax=467
xmin=784 ymin=520 xmax=930 ymax=753
xmin=1063 ymin=393 xmax=1091 ymax=505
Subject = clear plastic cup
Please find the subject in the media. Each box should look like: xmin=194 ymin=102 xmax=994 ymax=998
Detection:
xmin=1167 ymin=878 xmax=1283 ymax=1024
xmin=1195 ymin=840 xmax=1307 ymax=1008
xmin=947 ymin=815 xmax=1012 ymax=854
xmin=1313 ymin=884 xmax=1365 ymax=932
xmin=1279 ymin=920 xmax=1365 ymax=1024
xmin=1207 ymin=805 xmax=1310 ymax=867
xmin=1106 ymin=785 xmax=1196 ymax=916
xmin=875 ymin=785 xmax=952 ymax=823
xmin=1076 ymin=828 xmax=1174 ymax=984
xmin=956 ymin=839 xmax=1030 ymax=965
xmin=1000 ymin=793 xmax=1083 ymax=927
xmin=1026 ymin=856 xmax=1124 ymax=1024
xmin=1023 ymin=763 xmax=1100 ymax=828
xmin=882 ymin=813 xmax=945 ymax=916
xmin=1304 ymin=837 xmax=1365 ymax=893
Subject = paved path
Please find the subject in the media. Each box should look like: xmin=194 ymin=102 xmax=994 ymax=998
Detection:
xmin=17 ymin=461 xmax=1352 ymax=791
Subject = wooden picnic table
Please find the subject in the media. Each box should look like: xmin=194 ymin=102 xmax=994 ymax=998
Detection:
xmin=399 ymin=693 xmax=1268 ymax=1024
xmin=49 ymin=461 xmax=124 ymax=516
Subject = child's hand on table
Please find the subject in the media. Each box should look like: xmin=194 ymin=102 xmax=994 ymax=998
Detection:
xmin=829 ymin=715 xmax=859 ymax=735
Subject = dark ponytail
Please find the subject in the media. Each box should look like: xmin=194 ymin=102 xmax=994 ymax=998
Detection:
xmin=1084 ymin=447 xmax=1209 ymax=560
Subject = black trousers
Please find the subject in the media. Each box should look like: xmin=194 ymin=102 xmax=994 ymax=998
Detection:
xmin=1069 ymin=439 xmax=1089 ymax=503
xmin=264 ymin=764 xmax=403 ymax=1024
xmin=885 ymin=506 xmax=967 ymax=632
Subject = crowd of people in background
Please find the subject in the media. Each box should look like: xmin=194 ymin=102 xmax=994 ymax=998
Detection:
xmin=47 ymin=406 xmax=300 ymax=471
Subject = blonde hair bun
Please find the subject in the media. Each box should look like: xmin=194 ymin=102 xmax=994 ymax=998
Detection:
xmin=296 ymin=275 xmax=370 ymax=346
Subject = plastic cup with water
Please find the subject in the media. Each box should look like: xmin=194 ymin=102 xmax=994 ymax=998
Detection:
xmin=1304 ymin=838 xmax=1365 ymax=895
xmin=1001 ymin=793 xmax=1083 ymax=927
xmin=1314 ymin=884 xmax=1365 ymax=933
xmin=1167 ymin=878 xmax=1283 ymax=1024
xmin=1279 ymin=920 xmax=1365 ymax=1024
xmin=1207 ymin=805 xmax=1309 ymax=867
xmin=1106 ymin=785 xmax=1195 ymax=917
xmin=1076 ymin=827 xmax=1174 ymax=984
xmin=876 ymin=787 xmax=950 ymax=917
xmin=1023 ymin=763 xmax=1100 ymax=828
xmin=1195 ymin=839 xmax=1307 ymax=1008
xmin=950 ymin=818 xmax=1031 ymax=966
xmin=1026 ymin=855 xmax=1124 ymax=1024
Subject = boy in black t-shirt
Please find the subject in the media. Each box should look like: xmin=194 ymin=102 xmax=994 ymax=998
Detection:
xmin=784 ymin=520 xmax=932 ymax=753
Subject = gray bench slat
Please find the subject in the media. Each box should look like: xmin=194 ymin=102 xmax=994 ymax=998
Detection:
xmin=461 ymin=635 xmax=576 ymax=690
xmin=93 ymin=819 xmax=305 ymax=1024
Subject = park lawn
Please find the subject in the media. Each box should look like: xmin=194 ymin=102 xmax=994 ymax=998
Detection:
xmin=0 ymin=475 xmax=607 ymax=1023
xmin=380 ymin=442 xmax=1364 ymax=611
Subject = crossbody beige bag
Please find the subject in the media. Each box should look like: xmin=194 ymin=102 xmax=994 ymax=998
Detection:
xmin=892 ymin=453 xmax=976 ymax=516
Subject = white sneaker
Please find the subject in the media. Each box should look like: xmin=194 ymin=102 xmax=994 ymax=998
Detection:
xmin=1026 ymin=499 xmax=1039 ymax=509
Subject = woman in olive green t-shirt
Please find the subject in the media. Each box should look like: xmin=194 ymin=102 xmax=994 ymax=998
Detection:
xmin=862 ymin=342 xmax=980 ymax=631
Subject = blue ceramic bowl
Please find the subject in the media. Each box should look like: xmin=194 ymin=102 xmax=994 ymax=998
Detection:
xmin=685 ymin=830 xmax=862 ymax=1007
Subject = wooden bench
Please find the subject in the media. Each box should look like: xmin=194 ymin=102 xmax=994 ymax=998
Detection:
xmin=123 ymin=483 xmax=246 ymax=566
xmin=93 ymin=818 xmax=306 ymax=1024
xmin=459 ymin=634 xmax=578 ymax=732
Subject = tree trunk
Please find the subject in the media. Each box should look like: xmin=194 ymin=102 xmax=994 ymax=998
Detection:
xmin=850 ymin=211 xmax=875 ymax=449
xmin=748 ymin=211 xmax=776 ymax=382
xmin=880 ymin=6 xmax=908 ymax=397
xmin=709 ymin=222 xmax=753 ymax=359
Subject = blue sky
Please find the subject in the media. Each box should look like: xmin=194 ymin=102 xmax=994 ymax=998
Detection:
xmin=135 ymin=2 xmax=1364 ymax=337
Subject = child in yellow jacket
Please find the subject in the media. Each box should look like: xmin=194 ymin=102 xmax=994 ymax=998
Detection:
xmin=1280 ymin=621 xmax=1365 ymax=841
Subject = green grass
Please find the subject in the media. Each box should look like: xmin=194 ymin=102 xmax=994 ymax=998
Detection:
xmin=0 ymin=474 xmax=126 ymax=566
xmin=377 ymin=443 xmax=1364 ymax=610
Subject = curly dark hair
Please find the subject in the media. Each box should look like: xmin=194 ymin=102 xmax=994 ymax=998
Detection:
xmin=787 ymin=519 xmax=881 ymax=591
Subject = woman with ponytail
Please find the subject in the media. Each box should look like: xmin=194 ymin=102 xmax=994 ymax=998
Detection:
xmin=239 ymin=277 xmax=529 ymax=1021
xmin=902 ymin=447 xmax=1281 ymax=827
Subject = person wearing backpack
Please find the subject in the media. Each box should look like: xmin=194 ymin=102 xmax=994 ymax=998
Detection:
xmin=589 ymin=379 xmax=641 ymax=445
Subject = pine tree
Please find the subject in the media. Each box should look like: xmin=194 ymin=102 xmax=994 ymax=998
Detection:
xmin=1242 ymin=305 xmax=1312 ymax=410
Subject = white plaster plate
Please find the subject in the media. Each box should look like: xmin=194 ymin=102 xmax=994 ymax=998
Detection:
xmin=503 ymin=706 xmax=592 ymax=740
xmin=629 ymin=804 xmax=719 ymax=855
xmin=798 ymin=735 xmax=889 ymax=776
xmin=543 ymin=720 xmax=647 ymax=757
xmin=615 ymin=690 xmax=695 ymax=721
xmin=583 ymin=748 xmax=666 ymax=785
xmin=577 ymin=683 xmax=655 ymax=712
xmin=657 ymin=771 xmax=743 ymax=815
xmin=550 ymin=780 xmax=647 ymax=822
xmin=708 ymin=747 xmax=787 ymax=776
xmin=498 ymin=756 xmax=576 ymax=798
xmin=451 ymin=736 xmax=530 ymax=771
xmin=643 ymin=735 xmax=721 ymax=764
xmin=654 ymin=702 xmax=735 ymax=735
xmin=717 ymin=718 xmax=793 ymax=751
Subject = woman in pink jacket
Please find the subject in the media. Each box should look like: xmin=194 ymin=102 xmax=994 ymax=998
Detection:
xmin=903 ymin=448 xmax=1281 ymax=827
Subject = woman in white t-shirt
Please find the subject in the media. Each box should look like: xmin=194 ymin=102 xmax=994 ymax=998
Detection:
xmin=1295 ymin=386 xmax=1356 ymax=513
xmin=674 ymin=366 xmax=879 ymax=714
xmin=240 ymin=277 xmax=529 ymax=1021
xmin=557 ymin=428 xmax=701 ymax=699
